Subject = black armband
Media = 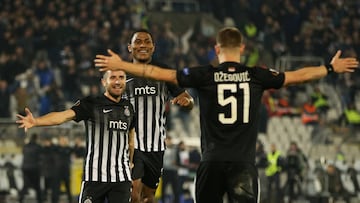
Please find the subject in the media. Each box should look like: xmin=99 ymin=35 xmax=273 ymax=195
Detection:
xmin=325 ymin=64 xmax=334 ymax=74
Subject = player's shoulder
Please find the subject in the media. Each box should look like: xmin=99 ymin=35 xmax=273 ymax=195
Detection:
xmin=71 ymin=94 xmax=101 ymax=108
xmin=181 ymin=64 xmax=213 ymax=74
xmin=81 ymin=94 xmax=102 ymax=102
xmin=245 ymin=64 xmax=280 ymax=75
xmin=120 ymin=97 xmax=132 ymax=106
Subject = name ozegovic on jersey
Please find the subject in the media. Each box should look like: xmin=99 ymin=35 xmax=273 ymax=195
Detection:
xmin=214 ymin=71 xmax=251 ymax=82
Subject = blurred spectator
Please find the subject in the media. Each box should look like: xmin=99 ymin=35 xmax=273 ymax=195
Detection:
xmin=347 ymin=160 xmax=360 ymax=194
xmin=162 ymin=136 xmax=180 ymax=203
xmin=265 ymin=143 xmax=284 ymax=203
xmin=19 ymin=133 xmax=43 ymax=203
xmin=79 ymin=68 xmax=101 ymax=96
xmin=341 ymin=71 xmax=360 ymax=106
xmin=262 ymin=90 xmax=277 ymax=117
xmin=243 ymin=40 xmax=260 ymax=67
xmin=0 ymin=79 xmax=11 ymax=118
xmin=41 ymin=137 xmax=60 ymax=203
xmin=313 ymin=159 xmax=327 ymax=195
xmin=255 ymin=141 xmax=268 ymax=201
xmin=171 ymin=105 xmax=192 ymax=135
xmin=263 ymin=89 xmax=299 ymax=117
xmin=255 ymin=141 xmax=268 ymax=170
xmin=339 ymin=103 xmax=360 ymax=130
xmin=0 ymin=48 xmax=27 ymax=86
xmin=72 ymin=136 xmax=86 ymax=159
xmin=283 ymin=141 xmax=308 ymax=201
xmin=59 ymin=45 xmax=81 ymax=102
xmin=57 ymin=135 xmax=73 ymax=203
xmin=301 ymin=99 xmax=320 ymax=126
xmin=33 ymin=57 xmax=57 ymax=115
xmin=326 ymin=164 xmax=349 ymax=202
xmin=176 ymin=141 xmax=190 ymax=200
xmin=334 ymin=145 xmax=345 ymax=163
xmin=3 ymin=154 xmax=18 ymax=194
xmin=310 ymin=86 xmax=330 ymax=117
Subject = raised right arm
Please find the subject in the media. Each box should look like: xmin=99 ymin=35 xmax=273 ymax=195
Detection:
xmin=17 ymin=108 xmax=76 ymax=132
xmin=95 ymin=49 xmax=179 ymax=85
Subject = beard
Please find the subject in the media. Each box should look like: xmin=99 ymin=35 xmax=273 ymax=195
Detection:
xmin=108 ymin=89 xmax=122 ymax=99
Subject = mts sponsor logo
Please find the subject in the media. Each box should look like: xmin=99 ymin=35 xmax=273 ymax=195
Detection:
xmin=108 ymin=120 xmax=128 ymax=130
xmin=134 ymin=85 xmax=157 ymax=96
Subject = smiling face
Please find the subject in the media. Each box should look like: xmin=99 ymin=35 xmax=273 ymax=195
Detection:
xmin=102 ymin=70 xmax=126 ymax=102
xmin=128 ymin=31 xmax=155 ymax=63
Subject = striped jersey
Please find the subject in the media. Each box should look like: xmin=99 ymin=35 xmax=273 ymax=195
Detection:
xmin=71 ymin=94 xmax=135 ymax=182
xmin=124 ymin=61 xmax=185 ymax=152
xmin=177 ymin=62 xmax=285 ymax=163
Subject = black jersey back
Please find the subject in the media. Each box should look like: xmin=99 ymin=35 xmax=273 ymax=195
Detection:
xmin=71 ymin=94 xmax=135 ymax=182
xmin=177 ymin=62 xmax=285 ymax=163
xmin=124 ymin=61 xmax=185 ymax=152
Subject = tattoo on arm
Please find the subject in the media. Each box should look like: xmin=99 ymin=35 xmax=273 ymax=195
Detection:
xmin=142 ymin=64 xmax=146 ymax=77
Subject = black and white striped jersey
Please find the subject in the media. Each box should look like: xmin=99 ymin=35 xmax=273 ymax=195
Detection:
xmin=71 ymin=94 xmax=135 ymax=182
xmin=124 ymin=61 xmax=185 ymax=152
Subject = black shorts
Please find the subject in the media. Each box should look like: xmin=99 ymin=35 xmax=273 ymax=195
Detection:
xmin=79 ymin=181 xmax=131 ymax=203
xmin=131 ymin=149 xmax=164 ymax=189
xmin=195 ymin=161 xmax=259 ymax=203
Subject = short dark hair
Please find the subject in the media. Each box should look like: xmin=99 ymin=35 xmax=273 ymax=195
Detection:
xmin=216 ymin=27 xmax=243 ymax=48
xmin=30 ymin=133 xmax=38 ymax=142
xmin=128 ymin=28 xmax=154 ymax=44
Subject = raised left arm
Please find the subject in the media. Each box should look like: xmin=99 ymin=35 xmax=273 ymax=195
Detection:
xmin=283 ymin=50 xmax=358 ymax=86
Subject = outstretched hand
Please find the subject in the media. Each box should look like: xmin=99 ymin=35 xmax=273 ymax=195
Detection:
xmin=331 ymin=50 xmax=359 ymax=73
xmin=94 ymin=49 xmax=122 ymax=72
xmin=16 ymin=108 xmax=36 ymax=132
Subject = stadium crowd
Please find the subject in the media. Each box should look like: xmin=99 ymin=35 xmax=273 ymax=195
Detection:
xmin=0 ymin=0 xmax=359 ymax=119
xmin=0 ymin=0 xmax=360 ymax=203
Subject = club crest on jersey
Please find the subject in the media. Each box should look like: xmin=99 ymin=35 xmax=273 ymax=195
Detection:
xmin=269 ymin=68 xmax=280 ymax=76
xmin=124 ymin=106 xmax=130 ymax=116
xmin=84 ymin=196 xmax=92 ymax=203
xmin=73 ymin=100 xmax=80 ymax=107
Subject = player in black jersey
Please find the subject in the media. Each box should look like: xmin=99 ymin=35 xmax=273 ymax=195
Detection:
xmin=95 ymin=27 xmax=359 ymax=203
xmin=17 ymin=70 xmax=136 ymax=203
xmin=125 ymin=29 xmax=194 ymax=203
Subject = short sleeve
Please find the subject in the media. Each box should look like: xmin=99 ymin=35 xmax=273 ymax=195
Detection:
xmin=251 ymin=67 xmax=285 ymax=89
xmin=70 ymin=97 xmax=92 ymax=122
xmin=177 ymin=65 xmax=214 ymax=88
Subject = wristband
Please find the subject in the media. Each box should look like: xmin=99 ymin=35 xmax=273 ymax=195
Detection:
xmin=325 ymin=64 xmax=334 ymax=74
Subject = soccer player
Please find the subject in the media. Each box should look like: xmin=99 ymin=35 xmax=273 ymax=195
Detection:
xmin=94 ymin=27 xmax=359 ymax=202
xmin=17 ymin=70 xmax=135 ymax=203
xmin=125 ymin=29 xmax=194 ymax=203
